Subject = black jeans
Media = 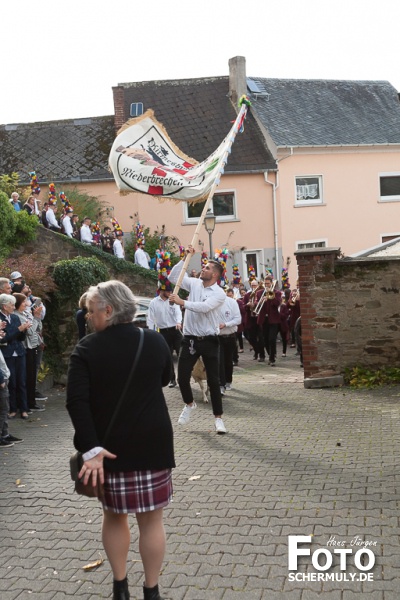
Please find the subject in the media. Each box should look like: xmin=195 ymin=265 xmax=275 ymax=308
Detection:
xmin=159 ymin=327 xmax=182 ymax=383
xmin=178 ymin=336 xmax=223 ymax=416
xmin=262 ymin=322 xmax=279 ymax=363
xmin=219 ymin=335 xmax=236 ymax=386
xmin=248 ymin=317 xmax=265 ymax=359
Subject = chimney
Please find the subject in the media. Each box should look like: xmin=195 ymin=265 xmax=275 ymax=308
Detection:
xmin=229 ymin=56 xmax=247 ymax=107
xmin=112 ymin=85 xmax=126 ymax=133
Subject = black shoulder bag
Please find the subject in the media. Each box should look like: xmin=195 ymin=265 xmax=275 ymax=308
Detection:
xmin=69 ymin=328 xmax=144 ymax=499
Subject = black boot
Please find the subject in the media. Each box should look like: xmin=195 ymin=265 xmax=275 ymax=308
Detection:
xmin=113 ymin=576 xmax=130 ymax=600
xmin=143 ymin=583 xmax=164 ymax=600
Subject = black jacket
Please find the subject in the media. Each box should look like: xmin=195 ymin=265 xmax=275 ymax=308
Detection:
xmin=66 ymin=323 xmax=175 ymax=472
xmin=0 ymin=313 xmax=26 ymax=357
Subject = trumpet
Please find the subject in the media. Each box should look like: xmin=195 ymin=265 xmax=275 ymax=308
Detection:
xmin=289 ymin=289 xmax=299 ymax=304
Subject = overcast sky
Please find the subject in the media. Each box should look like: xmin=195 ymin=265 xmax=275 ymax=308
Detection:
xmin=2 ymin=0 xmax=399 ymax=125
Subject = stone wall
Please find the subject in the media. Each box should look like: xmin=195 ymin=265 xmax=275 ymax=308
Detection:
xmin=296 ymin=248 xmax=400 ymax=385
xmin=10 ymin=226 xmax=156 ymax=296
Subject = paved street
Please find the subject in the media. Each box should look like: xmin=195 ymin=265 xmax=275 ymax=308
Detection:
xmin=0 ymin=340 xmax=399 ymax=599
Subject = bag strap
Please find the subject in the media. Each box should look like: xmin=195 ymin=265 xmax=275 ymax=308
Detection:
xmin=102 ymin=327 xmax=144 ymax=447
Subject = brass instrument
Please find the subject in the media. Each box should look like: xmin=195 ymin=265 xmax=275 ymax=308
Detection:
xmin=289 ymin=289 xmax=299 ymax=304
xmin=253 ymin=287 xmax=266 ymax=316
xmin=248 ymin=282 xmax=264 ymax=316
xmin=266 ymin=279 xmax=277 ymax=300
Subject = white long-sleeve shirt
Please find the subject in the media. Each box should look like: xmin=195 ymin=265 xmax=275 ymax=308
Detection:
xmin=134 ymin=247 xmax=149 ymax=269
xmin=80 ymin=224 xmax=93 ymax=244
xmin=113 ymin=238 xmax=125 ymax=258
xmin=46 ymin=209 xmax=61 ymax=229
xmin=147 ymin=295 xmax=182 ymax=330
xmin=62 ymin=215 xmax=73 ymax=237
xmin=169 ymin=260 xmax=226 ymax=336
xmin=218 ymin=296 xmax=242 ymax=336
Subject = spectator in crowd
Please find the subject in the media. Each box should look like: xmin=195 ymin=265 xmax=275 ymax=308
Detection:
xmin=0 ymin=336 xmax=23 ymax=447
xmin=41 ymin=202 xmax=49 ymax=227
xmin=0 ymin=294 xmax=30 ymax=419
xmin=62 ymin=208 xmax=74 ymax=237
xmin=71 ymin=214 xmax=80 ymax=240
xmin=10 ymin=272 xmax=23 ymax=290
xmin=46 ymin=204 xmax=62 ymax=232
xmin=23 ymin=196 xmax=36 ymax=215
xmin=67 ymin=280 xmax=175 ymax=600
xmin=0 ymin=278 xmax=12 ymax=295
xmin=13 ymin=294 xmax=45 ymax=413
xmin=9 ymin=192 xmax=22 ymax=212
xmin=101 ymin=227 xmax=114 ymax=254
xmin=76 ymin=292 xmax=90 ymax=340
xmin=80 ymin=217 xmax=95 ymax=244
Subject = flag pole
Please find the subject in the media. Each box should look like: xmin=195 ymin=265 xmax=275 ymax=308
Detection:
xmin=172 ymin=96 xmax=251 ymax=294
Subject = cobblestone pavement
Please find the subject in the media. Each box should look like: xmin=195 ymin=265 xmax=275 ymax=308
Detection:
xmin=0 ymin=340 xmax=399 ymax=599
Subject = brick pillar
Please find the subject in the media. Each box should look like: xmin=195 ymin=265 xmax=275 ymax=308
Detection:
xmin=295 ymin=247 xmax=343 ymax=387
xmin=112 ymin=85 xmax=126 ymax=132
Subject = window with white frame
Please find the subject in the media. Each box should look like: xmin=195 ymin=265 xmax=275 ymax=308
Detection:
xmin=185 ymin=191 xmax=236 ymax=222
xmin=296 ymin=240 xmax=327 ymax=250
xmin=379 ymin=173 xmax=400 ymax=202
xmin=295 ymin=175 xmax=323 ymax=205
xmin=381 ymin=234 xmax=400 ymax=243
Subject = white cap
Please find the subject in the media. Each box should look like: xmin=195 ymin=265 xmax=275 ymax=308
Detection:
xmin=10 ymin=271 xmax=22 ymax=280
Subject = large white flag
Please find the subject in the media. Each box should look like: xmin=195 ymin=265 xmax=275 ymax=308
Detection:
xmin=108 ymin=108 xmax=246 ymax=203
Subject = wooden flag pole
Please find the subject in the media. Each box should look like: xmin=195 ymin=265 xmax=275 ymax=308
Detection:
xmin=172 ymin=98 xmax=250 ymax=294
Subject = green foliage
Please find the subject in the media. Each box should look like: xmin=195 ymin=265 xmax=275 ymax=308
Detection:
xmin=125 ymin=222 xmax=182 ymax=266
xmin=0 ymin=192 xmax=18 ymax=254
xmin=345 ymin=366 xmax=400 ymax=388
xmin=60 ymin=187 xmax=106 ymax=225
xmin=0 ymin=190 xmax=39 ymax=259
xmin=0 ymin=173 xmax=21 ymax=198
xmin=52 ymin=256 xmax=109 ymax=304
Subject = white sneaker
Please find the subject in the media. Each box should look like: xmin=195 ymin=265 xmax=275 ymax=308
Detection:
xmin=215 ymin=418 xmax=227 ymax=434
xmin=178 ymin=402 xmax=197 ymax=425
xmin=220 ymin=386 xmax=226 ymax=395
xmin=225 ymin=383 xmax=232 ymax=391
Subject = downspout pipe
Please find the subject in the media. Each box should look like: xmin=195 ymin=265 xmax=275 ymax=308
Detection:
xmin=264 ymin=171 xmax=279 ymax=281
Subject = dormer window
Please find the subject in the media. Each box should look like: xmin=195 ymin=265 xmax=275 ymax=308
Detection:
xmin=130 ymin=102 xmax=144 ymax=117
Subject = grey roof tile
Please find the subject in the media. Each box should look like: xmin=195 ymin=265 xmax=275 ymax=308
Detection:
xmin=0 ymin=116 xmax=115 ymax=185
xmin=248 ymin=78 xmax=400 ymax=146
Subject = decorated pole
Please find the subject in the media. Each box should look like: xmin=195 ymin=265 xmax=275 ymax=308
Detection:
xmin=172 ymin=96 xmax=251 ymax=295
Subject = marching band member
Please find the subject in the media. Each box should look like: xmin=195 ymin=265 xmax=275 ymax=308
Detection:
xmin=256 ymin=276 xmax=282 ymax=366
xmin=243 ymin=280 xmax=265 ymax=362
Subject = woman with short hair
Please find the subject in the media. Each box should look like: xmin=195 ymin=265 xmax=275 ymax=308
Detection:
xmin=67 ymin=280 xmax=175 ymax=600
xmin=0 ymin=294 xmax=30 ymax=419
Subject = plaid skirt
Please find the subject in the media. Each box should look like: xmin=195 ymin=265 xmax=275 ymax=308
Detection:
xmin=101 ymin=468 xmax=173 ymax=514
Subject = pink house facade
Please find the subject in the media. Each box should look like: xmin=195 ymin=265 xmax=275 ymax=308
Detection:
xmin=2 ymin=56 xmax=400 ymax=288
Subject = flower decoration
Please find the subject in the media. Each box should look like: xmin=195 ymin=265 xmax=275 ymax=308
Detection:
xmin=112 ymin=217 xmax=124 ymax=237
xmin=48 ymin=182 xmax=57 ymax=206
xmin=59 ymin=191 xmax=73 ymax=214
xmin=201 ymin=251 xmax=208 ymax=270
xmin=156 ymin=250 xmax=172 ymax=293
xmin=135 ymin=222 xmax=145 ymax=246
xmin=232 ymin=264 xmax=241 ymax=285
xmin=214 ymin=247 xmax=229 ymax=287
xmin=248 ymin=265 xmax=256 ymax=282
xmin=179 ymin=245 xmax=185 ymax=261
xmin=29 ymin=171 xmax=41 ymax=195
xmin=281 ymin=267 xmax=290 ymax=290
xmin=91 ymin=221 xmax=101 ymax=244
xmin=265 ymin=267 xmax=273 ymax=278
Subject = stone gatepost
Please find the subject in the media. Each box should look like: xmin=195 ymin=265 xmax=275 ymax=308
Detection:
xmin=295 ymin=247 xmax=344 ymax=388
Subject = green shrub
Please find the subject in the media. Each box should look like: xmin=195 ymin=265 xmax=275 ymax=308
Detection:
xmin=345 ymin=366 xmax=400 ymax=388
xmin=52 ymin=256 xmax=109 ymax=304
xmin=0 ymin=192 xmax=18 ymax=253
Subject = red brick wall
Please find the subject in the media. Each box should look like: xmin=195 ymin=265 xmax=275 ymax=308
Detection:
xmin=296 ymin=248 xmax=400 ymax=379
